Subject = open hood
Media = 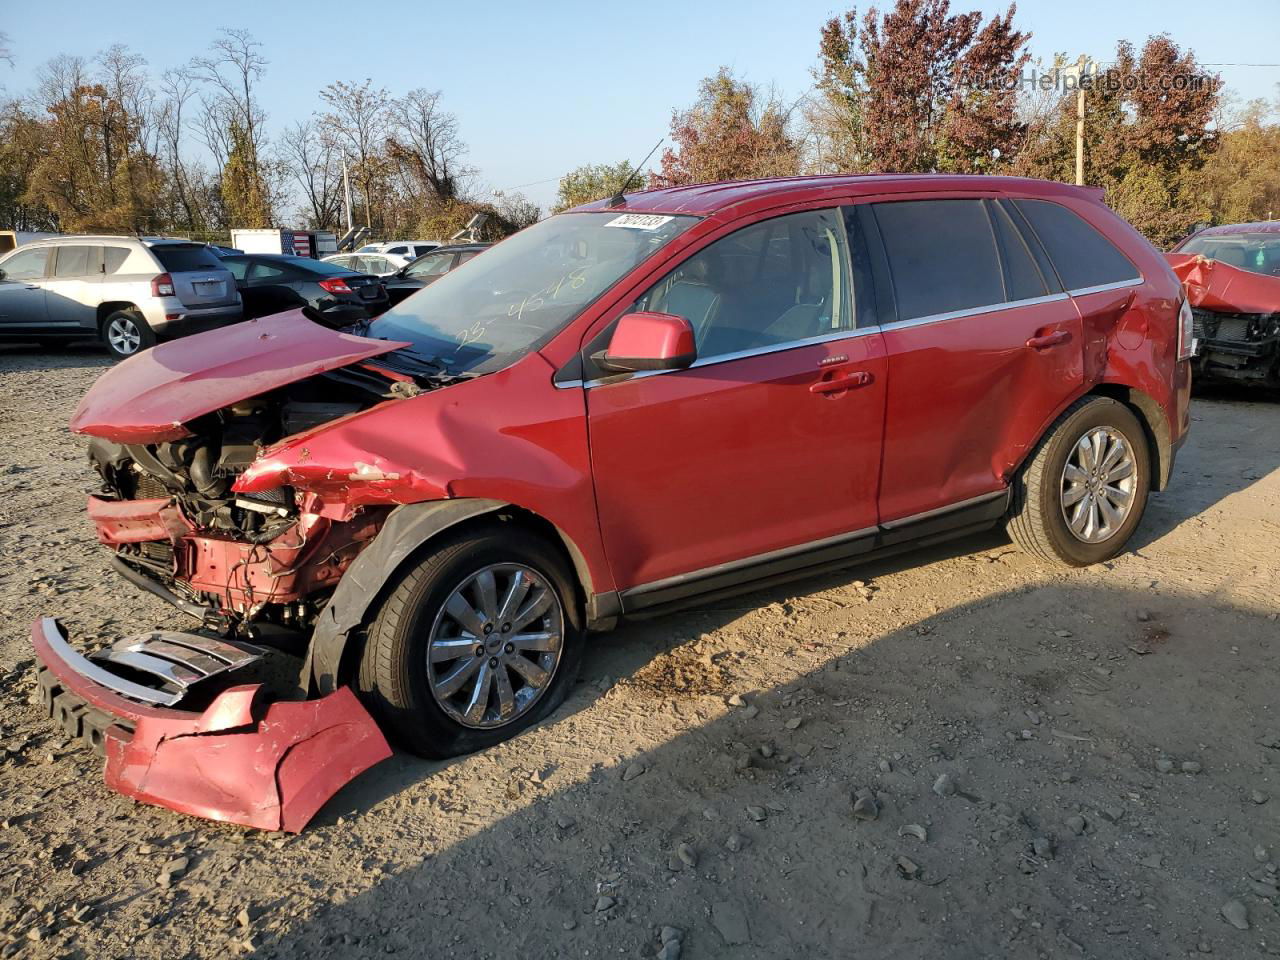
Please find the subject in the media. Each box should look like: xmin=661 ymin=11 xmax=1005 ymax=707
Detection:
xmin=70 ymin=310 xmax=410 ymax=444
xmin=1165 ymin=253 xmax=1280 ymax=315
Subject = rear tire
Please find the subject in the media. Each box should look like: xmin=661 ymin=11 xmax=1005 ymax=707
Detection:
xmin=101 ymin=308 xmax=155 ymax=360
xmin=1007 ymin=396 xmax=1150 ymax=566
xmin=357 ymin=524 xmax=584 ymax=758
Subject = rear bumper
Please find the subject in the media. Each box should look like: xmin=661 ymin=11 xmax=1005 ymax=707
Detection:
xmin=32 ymin=617 xmax=391 ymax=832
xmin=147 ymin=303 xmax=244 ymax=337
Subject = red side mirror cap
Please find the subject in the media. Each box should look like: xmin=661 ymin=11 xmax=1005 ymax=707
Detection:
xmin=600 ymin=312 xmax=697 ymax=373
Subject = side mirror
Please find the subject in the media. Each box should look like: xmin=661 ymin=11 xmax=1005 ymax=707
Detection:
xmin=0 ymin=269 xmax=7 ymax=281
xmin=597 ymin=312 xmax=697 ymax=373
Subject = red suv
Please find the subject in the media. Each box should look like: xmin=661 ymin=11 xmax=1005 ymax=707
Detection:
xmin=35 ymin=174 xmax=1192 ymax=830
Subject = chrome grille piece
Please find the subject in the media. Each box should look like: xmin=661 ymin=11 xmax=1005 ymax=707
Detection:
xmin=88 ymin=630 xmax=264 ymax=704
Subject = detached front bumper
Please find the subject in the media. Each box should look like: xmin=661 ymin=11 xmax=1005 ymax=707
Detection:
xmin=32 ymin=617 xmax=391 ymax=832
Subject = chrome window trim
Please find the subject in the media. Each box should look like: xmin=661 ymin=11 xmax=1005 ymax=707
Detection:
xmin=558 ymin=326 xmax=884 ymax=390
xmin=1065 ymin=277 xmax=1143 ymax=297
xmin=557 ymin=279 xmax=1143 ymax=390
xmin=880 ymin=291 xmax=1070 ymax=333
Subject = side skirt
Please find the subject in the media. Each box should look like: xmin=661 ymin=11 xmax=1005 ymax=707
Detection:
xmin=604 ymin=489 xmax=1009 ymax=622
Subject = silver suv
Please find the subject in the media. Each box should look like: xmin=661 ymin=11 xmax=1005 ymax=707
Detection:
xmin=0 ymin=236 xmax=243 ymax=359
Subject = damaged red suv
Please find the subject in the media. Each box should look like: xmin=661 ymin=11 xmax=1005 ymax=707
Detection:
xmin=34 ymin=174 xmax=1192 ymax=830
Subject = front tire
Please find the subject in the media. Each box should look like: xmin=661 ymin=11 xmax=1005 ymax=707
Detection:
xmin=101 ymin=308 xmax=155 ymax=360
xmin=1007 ymin=396 xmax=1150 ymax=566
xmin=357 ymin=524 xmax=584 ymax=758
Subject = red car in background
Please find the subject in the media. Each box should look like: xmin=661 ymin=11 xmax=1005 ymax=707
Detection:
xmin=1167 ymin=221 xmax=1280 ymax=387
xmin=35 ymin=174 xmax=1192 ymax=830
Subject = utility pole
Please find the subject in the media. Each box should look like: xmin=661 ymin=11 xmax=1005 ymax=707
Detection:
xmin=1075 ymin=54 xmax=1087 ymax=187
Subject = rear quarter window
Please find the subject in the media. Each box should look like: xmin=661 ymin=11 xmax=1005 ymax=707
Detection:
xmin=103 ymin=247 xmax=132 ymax=273
xmin=873 ymin=199 xmax=1005 ymax=321
xmin=1012 ymin=199 xmax=1140 ymax=291
xmin=151 ymin=245 xmax=223 ymax=272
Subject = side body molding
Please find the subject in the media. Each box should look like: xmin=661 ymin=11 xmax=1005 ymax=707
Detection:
xmin=306 ymin=498 xmax=510 ymax=694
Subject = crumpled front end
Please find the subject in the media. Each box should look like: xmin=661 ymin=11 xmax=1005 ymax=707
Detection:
xmin=33 ymin=617 xmax=391 ymax=832
xmin=1166 ymin=253 xmax=1280 ymax=386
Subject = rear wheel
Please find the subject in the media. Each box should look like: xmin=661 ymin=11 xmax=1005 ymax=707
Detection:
xmin=1007 ymin=396 xmax=1150 ymax=566
xmin=357 ymin=525 xmax=584 ymax=758
xmin=101 ymin=308 xmax=155 ymax=360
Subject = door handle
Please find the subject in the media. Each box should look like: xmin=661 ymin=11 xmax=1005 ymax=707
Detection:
xmin=810 ymin=371 xmax=874 ymax=394
xmin=1026 ymin=330 xmax=1072 ymax=349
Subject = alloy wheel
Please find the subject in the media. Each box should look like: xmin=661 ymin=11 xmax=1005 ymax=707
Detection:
xmin=1060 ymin=426 xmax=1137 ymax=543
xmin=107 ymin=316 xmax=142 ymax=355
xmin=426 ymin=563 xmax=564 ymax=729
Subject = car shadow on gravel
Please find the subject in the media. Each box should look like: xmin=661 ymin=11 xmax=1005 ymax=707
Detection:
xmin=321 ymin=528 xmax=1013 ymax=819
xmin=245 ymin=580 xmax=1277 ymax=960
xmin=0 ymin=341 xmax=111 ymax=373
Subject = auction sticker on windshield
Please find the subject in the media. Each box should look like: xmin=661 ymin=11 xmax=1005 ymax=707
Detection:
xmin=605 ymin=214 xmax=675 ymax=230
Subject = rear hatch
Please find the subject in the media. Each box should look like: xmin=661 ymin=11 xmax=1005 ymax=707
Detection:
xmin=150 ymin=243 xmax=239 ymax=309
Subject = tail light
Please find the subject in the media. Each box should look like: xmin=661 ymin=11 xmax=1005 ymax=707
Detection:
xmin=1176 ymin=297 xmax=1196 ymax=361
xmin=318 ymin=277 xmax=353 ymax=295
xmin=151 ymin=273 xmax=175 ymax=297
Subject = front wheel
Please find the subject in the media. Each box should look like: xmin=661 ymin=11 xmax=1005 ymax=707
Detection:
xmin=101 ymin=308 xmax=155 ymax=360
xmin=1006 ymin=396 xmax=1151 ymax=567
xmin=357 ymin=524 xmax=584 ymax=758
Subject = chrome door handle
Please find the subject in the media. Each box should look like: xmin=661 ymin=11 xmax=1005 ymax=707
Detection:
xmin=1026 ymin=330 xmax=1072 ymax=349
xmin=810 ymin=371 xmax=874 ymax=395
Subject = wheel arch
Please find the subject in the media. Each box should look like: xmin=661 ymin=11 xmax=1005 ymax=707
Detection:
xmin=1085 ymin=383 xmax=1172 ymax=491
xmin=307 ymin=498 xmax=603 ymax=695
xmin=96 ymin=301 xmax=140 ymax=332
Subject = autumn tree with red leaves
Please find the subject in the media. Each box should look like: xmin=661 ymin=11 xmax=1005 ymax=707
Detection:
xmin=811 ymin=0 xmax=1029 ymax=174
xmin=1016 ymin=35 xmax=1222 ymax=244
xmin=654 ymin=67 xmax=800 ymax=187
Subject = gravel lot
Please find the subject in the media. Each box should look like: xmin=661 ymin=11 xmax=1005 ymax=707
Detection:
xmin=1 ymin=342 xmax=1278 ymax=960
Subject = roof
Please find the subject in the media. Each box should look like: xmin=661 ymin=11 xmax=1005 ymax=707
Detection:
xmin=575 ymin=173 xmax=1100 ymax=217
xmin=22 ymin=235 xmax=199 ymax=246
xmin=1193 ymin=221 xmax=1280 ymax=237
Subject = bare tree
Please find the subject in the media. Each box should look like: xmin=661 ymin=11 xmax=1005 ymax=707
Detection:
xmin=280 ymin=118 xmax=343 ymax=229
xmin=0 ymin=32 xmax=13 ymax=68
xmin=386 ymin=88 xmax=470 ymax=203
xmin=191 ymin=29 xmax=267 ymax=171
xmin=191 ymin=28 xmax=275 ymax=224
xmin=319 ymin=79 xmax=390 ymax=229
xmin=157 ymin=67 xmax=204 ymax=228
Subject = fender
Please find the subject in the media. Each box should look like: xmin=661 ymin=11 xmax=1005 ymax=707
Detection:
xmin=305 ymin=498 xmax=509 ymax=694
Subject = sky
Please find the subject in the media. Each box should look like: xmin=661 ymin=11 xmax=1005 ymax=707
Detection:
xmin=4 ymin=0 xmax=1279 ymax=216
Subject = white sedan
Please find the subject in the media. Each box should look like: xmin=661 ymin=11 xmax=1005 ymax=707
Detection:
xmin=322 ymin=252 xmax=405 ymax=276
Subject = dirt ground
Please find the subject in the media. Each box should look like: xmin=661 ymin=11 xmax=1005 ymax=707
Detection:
xmin=0 ymin=342 xmax=1277 ymax=960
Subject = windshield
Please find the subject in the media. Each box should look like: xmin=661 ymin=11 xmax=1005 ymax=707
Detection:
xmin=370 ymin=211 xmax=697 ymax=374
xmin=1180 ymin=232 xmax=1280 ymax=279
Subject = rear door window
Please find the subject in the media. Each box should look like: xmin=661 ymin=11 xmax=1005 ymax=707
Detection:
xmin=1 ymin=247 xmax=50 ymax=280
xmin=53 ymin=245 xmax=96 ymax=278
xmin=988 ymin=201 xmax=1050 ymax=300
xmin=872 ymin=199 xmax=1004 ymax=321
xmin=1011 ymin=199 xmax=1139 ymax=291
xmin=151 ymin=244 xmax=223 ymax=272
